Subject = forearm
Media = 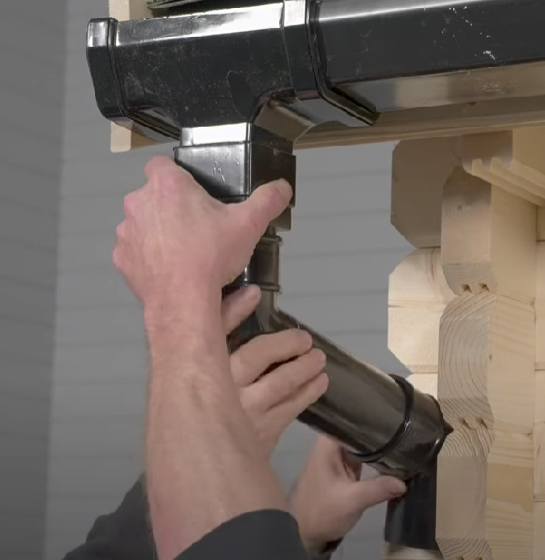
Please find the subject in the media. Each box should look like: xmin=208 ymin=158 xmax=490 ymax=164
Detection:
xmin=145 ymin=291 xmax=288 ymax=560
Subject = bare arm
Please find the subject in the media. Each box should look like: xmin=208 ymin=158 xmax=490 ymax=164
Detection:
xmin=61 ymin=287 xmax=327 ymax=560
xmin=144 ymin=290 xmax=289 ymax=559
xmin=113 ymin=156 xmax=300 ymax=560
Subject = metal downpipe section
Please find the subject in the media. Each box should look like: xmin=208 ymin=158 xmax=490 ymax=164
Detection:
xmin=173 ymin=126 xmax=452 ymax=550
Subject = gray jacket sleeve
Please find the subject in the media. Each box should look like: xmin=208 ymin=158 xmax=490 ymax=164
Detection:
xmin=62 ymin=475 xmax=341 ymax=560
xmin=313 ymin=540 xmax=341 ymax=560
xmin=173 ymin=510 xmax=310 ymax=560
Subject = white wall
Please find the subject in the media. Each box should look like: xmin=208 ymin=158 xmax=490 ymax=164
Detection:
xmin=0 ymin=3 xmax=66 ymax=559
xmin=46 ymin=1 xmax=411 ymax=558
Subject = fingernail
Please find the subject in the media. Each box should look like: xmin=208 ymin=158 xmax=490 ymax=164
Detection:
xmin=316 ymin=349 xmax=327 ymax=365
xmin=298 ymin=330 xmax=313 ymax=349
xmin=274 ymin=179 xmax=293 ymax=197
xmin=391 ymin=479 xmax=407 ymax=496
xmin=245 ymin=284 xmax=262 ymax=299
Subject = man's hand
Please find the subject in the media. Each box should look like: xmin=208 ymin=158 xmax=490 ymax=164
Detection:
xmin=223 ymin=286 xmax=328 ymax=457
xmin=113 ymin=156 xmax=292 ymax=319
xmin=113 ymin=157 xmax=295 ymax=560
xmin=290 ymin=435 xmax=407 ymax=555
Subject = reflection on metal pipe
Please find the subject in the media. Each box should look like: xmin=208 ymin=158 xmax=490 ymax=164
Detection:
xmin=225 ymin=229 xmax=450 ymax=481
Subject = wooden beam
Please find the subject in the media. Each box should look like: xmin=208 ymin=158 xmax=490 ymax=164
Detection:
xmin=456 ymin=128 xmax=545 ymax=207
xmin=535 ymin=245 xmax=545 ymax=522
xmin=387 ymin=129 xmax=545 ymax=560
xmin=298 ymin=96 xmax=545 ymax=150
xmin=449 ymin=132 xmax=545 ymax=560
xmin=437 ymin=156 xmax=537 ymax=559
xmin=109 ymin=0 xmax=152 ymax=19
xmin=106 ymin=93 xmax=545 ymax=155
xmin=384 ymin=140 xmax=451 ymax=560
xmin=388 ymin=249 xmax=454 ymax=375
xmin=535 ymin=503 xmax=545 ymax=560
xmin=440 ymin=168 xmax=537 ymax=303
xmin=538 ymin=208 xmax=545 ymax=242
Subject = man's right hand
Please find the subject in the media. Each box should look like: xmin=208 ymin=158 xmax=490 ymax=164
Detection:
xmin=112 ymin=157 xmax=299 ymax=559
xmin=114 ymin=155 xmax=292 ymax=322
xmin=223 ymin=286 xmax=328 ymax=457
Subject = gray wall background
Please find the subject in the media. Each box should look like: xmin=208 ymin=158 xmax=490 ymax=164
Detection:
xmin=1 ymin=3 xmax=65 ymax=560
xmin=2 ymin=1 xmax=412 ymax=558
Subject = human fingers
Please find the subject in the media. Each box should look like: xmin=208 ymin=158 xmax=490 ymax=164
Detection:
xmin=234 ymin=180 xmax=293 ymax=247
xmin=268 ymin=372 xmax=329 ymax=427
xmin=348 ymin=476 xmax=406 ymax=511
xmin=231 ymin=329 xmax=313 ymax=387
xmin=221 ymin=286 xmax=262 ymax=335
xmin=248 ymin=348 xmax=326 ymax=410
xmin=144 ymin=155 xmax=191 ymax=182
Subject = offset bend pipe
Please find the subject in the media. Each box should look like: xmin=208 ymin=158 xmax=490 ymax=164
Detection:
xmin=174 ymin=125 xmax=452 ymax=551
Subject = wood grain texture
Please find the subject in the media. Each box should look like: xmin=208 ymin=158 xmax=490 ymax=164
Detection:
xmin=438 ymin=428 xmax=533 ymax=560
xmin=456 ymin=129 xmax=545 ymax=206
xmin=109 ymin=0 xmax=152 ymax=20
xmin=441 ymin=168 xmax=536 ymax=302
xmin=388 ymin=249 xmax=454 ymax=374
xmin=538 ymin=208 xmax=545 ymax=242
xmin=536 ymin=245 xmax=545 ymax=373
xmin=535 ymin=374 xmax=545 ymax=501
xmin=534 ymin=502 xmax=545 ymax=560
xmin=110 ymin=122 xmax=158 ymax=154
xmin=298 ymin=96 xmax=545 ymax=150
xmin=438 ymin=292 xmax=534 ymax=433
xmin=386 ymin=168 xmax=448 ymax=559
xmin=437 ymin=164 xmax=536 ymax=560
xmin=535 ymin=246 xmax=545 ymax=505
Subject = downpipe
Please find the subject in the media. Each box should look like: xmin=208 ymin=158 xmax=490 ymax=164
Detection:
xmin=175 ymin=122 xmax=451 ymax=549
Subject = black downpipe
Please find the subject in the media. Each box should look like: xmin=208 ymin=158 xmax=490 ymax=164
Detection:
xmin=223 ymin=229 xmax=449 ymax=477
xmin=222 ymin=231 xmax=450 ymax=552
xmin=175 ymin=130 xmax=452 ymax=549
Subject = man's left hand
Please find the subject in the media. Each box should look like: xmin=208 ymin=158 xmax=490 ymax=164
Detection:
xmin=289 ymin=435 xmax=407 ymax=555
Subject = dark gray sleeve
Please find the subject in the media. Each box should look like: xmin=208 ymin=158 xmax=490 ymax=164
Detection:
xmin=62 ymin=476 xmax=155 ymax=560
xmin=311 ymin=539 xmax=342 ymax=560
xmin=313 ymin=552 xmax=335 ymax=560
xmin=173 ymin=510 xmax=310 ymax=560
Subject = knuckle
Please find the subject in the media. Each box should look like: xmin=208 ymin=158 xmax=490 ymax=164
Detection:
xmin=291 ymin=348 xmax=321 ymax=372
xmin=293 ymin=329 xmax=313 ymax=351
xmin=155 ymin=163 xmax=187 ymax=190
xmin=274 ymin=367 xmax=301 ymax=394
xmin=159 ymin=168 xmax=179 ymax=189
xmin=298 ymin=375 xmax=327 ymax=408
xmin=285 ymin=349 xmax=326 ymax=384
xmin=313 ymin=373 xmax=329 ymax=395
xmin=311 ymin=348 xmax=327 ymax=366
xmin=145 ymin=156 xmax=174 ymax=180
xmin=306 ymin=347 xmax=326 ymax=367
